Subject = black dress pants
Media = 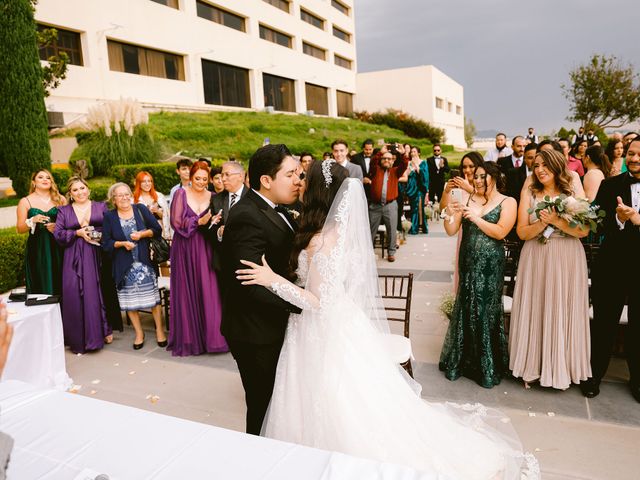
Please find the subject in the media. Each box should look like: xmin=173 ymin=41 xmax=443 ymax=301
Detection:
xmin=227 ymin=339 xmax=283 ymax=435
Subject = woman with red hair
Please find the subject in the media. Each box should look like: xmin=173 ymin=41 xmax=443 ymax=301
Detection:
xmin=169 ymin=161 xmax=227 ymax=356
xmin=133 ymin=171 xmax=170 ymax=239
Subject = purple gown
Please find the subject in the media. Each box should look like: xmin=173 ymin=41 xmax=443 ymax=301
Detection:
xmin=168 ymin=188 xmax=227 ymax=356
xmin=54 ymin=202 xmax=112 ymax=354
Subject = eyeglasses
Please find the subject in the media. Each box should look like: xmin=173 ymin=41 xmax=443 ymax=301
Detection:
xmin=114 ymin=193 xmax=131 ymax=199
xmin=381 ymin=156 xmax=394 ymax=160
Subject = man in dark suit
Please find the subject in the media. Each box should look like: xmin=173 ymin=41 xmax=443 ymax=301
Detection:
xmin=208 ymin=161 xmax=248 ymax=272
xmin=581 ymin=138 xmax=640 ymax=402
xmin=222 ymin=144 xmax=302 ymax=435
xmin=426 ymin=144 xmax=450 ymax=202
xmin=497 ymin=136 xmax=526 ymax=176
xmin=505 ymin=142 xmax=536 ymax=201
xmin=351 ymin=139 xmax=375 ymax=180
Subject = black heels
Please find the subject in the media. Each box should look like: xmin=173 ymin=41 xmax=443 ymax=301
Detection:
xmin=133 ymin=334 xmax=145 ymax=350
xmin=157 ymin=339 xmax=168 ymax=347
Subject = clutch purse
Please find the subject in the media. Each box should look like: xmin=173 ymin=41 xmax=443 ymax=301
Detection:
xmin=25 ymin=294 xmax=60 ymax=306
xmin=8 ymin=288 xmax=27 ymax=302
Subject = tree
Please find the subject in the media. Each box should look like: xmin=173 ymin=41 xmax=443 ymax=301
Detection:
xmin=562 ymin=54 xmax=640 ymax=130
xmin=37 ymin=26 xmax=69 ymax=97
xmin=464 ymin=117 xmax=476 ymax=148
xmin=0 ymin=0 xmax=51 ymax=194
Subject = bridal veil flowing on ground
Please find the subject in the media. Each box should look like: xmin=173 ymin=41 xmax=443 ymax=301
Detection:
xmin=262 ymin=178 xmax=539 ymax=479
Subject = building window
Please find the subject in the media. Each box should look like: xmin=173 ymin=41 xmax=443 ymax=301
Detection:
xmin=305 ymin=83 xmax=328 ymax=115
xmin=300 ymin=9 xmax=324 ymax=29
xmin=336 ymin=90 xmax=353 ymax=117
xmin=202 ymin=59 xmax=250 ymax=108
xmin=447 ymin=102 xmax=453 ymax=112
xmin=334 ymin=54 xmax=352 ymax=70
xmin=107 ymin=40 xmax=185 ymax=80
xmin=331 ymin=0 xmax=349 ymax=16
xmin=456 ymin=105 xmax=462 ymax=115
xmin=263 ymin=0 xmax=289 ymax=13
xmin=150 ymin=0 xmax=179 ymax=9
xmin=259 ymin=24 xmax=292 ymax=48
xmin=37 ymin=24 xmax=83 ymax=66
xmin=263 ymin=73 xmax=295 ymax=112
xmin=196 ymin=2 xmax=245 ymax=32
xmin=302 ymin=42 xmax=326 ymax=61
xmin=332 ymin=25 xmax=351 ymax=43
xmin=435 ymin=97 xmax=443 ymax=109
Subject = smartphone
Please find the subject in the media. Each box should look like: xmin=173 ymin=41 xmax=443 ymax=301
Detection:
xmin=450 ymin=188 xmax=463 ymax=204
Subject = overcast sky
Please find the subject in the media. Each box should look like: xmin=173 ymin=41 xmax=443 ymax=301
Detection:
xmin=354 ymin=0 xmax=640 ymax=137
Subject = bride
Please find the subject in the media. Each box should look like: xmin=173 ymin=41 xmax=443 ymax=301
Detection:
xmin=237 ymin=159 xmax=539 ymax=479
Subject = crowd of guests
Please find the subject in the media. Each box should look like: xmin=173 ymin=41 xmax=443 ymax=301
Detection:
xmin=439 ymin=130 xmax=640 ymax=404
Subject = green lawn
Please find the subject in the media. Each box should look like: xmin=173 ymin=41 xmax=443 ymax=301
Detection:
xmin=147 ymin=110 xmax=439 ymax=161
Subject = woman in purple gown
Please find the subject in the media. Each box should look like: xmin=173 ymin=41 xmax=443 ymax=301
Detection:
xmin=54 ymin=176 xmax=112 ymax=354
xmin=169 ymin=161 xmax=227 ymax=356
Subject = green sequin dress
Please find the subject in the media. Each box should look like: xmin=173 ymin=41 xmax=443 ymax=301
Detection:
xmin=25 ymin=206 xmax=63 ymax=295
xmin=439 ymin=203 xmax=508 ymax=388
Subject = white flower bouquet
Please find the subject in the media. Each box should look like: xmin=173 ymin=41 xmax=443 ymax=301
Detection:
xmin=527 ymin=194 xmax=605 ymax=244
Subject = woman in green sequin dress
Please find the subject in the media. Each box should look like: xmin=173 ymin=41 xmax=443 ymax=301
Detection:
xmin=16 ymin=170 xmax=66 ymax=294
xmin=440 ymin=162 xmax=517 ymax=388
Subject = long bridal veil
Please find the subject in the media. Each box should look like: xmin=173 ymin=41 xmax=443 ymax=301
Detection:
xmin=265 ymin=178 xmax=539 ymax=479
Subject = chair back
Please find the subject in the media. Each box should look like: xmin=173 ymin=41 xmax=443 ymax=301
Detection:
xmin=378 ymin=273 xmax=414 ymax=338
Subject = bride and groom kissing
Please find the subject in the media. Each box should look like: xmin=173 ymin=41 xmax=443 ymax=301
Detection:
xmin=220 ymin=144 xmax=539 ymax=479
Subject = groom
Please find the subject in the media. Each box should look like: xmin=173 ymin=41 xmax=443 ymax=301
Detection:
xmin=221 ymin=144 xmax=302 ymax=435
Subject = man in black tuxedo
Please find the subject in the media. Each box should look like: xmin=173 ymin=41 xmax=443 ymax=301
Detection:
xmin=351 ymin=139 xmax=374 ymax=180
xmin=426 ymin=144 xmax=450 ymax=202
xmin=505 ymin=142 xmax=536 ymax=201
xmin=221 ymin=144 xmax=302 ymax=434
xmin=497 ymin=136 xmax=526 ymax=176
xmin=207 ymin=161 xmax=248 ymax=272
xmin=581 ymin=138 xmax=640 ymax=402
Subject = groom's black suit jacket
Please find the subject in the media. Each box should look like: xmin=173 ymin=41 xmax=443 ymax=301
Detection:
xmin=207 ymin=187 xmax=249 ymax=272
xmin=221 ymin=189 xmax=301 ymax=345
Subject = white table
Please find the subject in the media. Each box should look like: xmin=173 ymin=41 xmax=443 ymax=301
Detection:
xmin=0 ymin=300 xmax=72 ymax=391
xmin=0 ymin=381 xmax=430 ymax=480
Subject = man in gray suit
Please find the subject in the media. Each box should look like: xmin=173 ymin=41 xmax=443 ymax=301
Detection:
xmin=331 ymin=139 xmax=363 ymax=181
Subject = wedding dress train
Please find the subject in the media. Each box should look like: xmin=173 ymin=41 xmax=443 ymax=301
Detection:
xmin=262 ymin=179 xmax=539 ymax=479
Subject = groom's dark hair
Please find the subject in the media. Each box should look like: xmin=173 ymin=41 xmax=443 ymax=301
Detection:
xmin=249 ymin=144 xmax=292 ymax=190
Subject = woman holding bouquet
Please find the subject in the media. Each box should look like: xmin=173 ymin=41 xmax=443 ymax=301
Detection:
xmin=440 ymin=162 xmax=517 ymax=388
xmin=509 ymin=149 xmax=591 ymax=390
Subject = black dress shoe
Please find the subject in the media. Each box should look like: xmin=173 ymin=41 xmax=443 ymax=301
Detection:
xmin=630 ymin=384 xmax=640 ymax=403
xmin=580 ymin=379 xmax=600 ymax=398
xmin=133 ymin=334 xmax=145 ymax=350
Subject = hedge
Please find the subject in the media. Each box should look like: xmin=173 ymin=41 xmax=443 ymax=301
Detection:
xmin=111 ymin=161 xmax=226 ymax=194
xmin=0 ymin=232 xmax=27 ymax=292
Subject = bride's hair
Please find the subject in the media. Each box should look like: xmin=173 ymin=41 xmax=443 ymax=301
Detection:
xmin=289 ymin=160 xmax=349 ymax=281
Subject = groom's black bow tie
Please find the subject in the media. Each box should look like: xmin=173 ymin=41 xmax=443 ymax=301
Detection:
xmin=275 ymin=205 xmax=289 ymax=214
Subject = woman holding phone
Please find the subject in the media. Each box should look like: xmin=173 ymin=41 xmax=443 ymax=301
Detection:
xmin=440 ymin=162 xmax=517 ymax=388
xmin=168 ymin=161 xmax=227 ymax=356
xmin=441 ymin=152 xmax=483 ymax=292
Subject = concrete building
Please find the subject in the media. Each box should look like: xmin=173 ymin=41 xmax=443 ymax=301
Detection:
xmin=355 ymin=65 xmax=465 ymax=148
xmin=35 ymin=0 xmax=357 ymax=124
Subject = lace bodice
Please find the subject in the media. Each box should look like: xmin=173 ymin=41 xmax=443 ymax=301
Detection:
xmin=295 ymin=249 xmax=309 ymax=286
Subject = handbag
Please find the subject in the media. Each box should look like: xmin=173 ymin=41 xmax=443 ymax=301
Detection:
xmin=136 ymin=205 xmax=170 ymax=265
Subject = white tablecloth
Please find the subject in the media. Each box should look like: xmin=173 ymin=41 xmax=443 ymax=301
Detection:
xmin=0 ymin=300 xmax=72 ymax=390
xmin=0 ymin=381 xmax=429 ymax=480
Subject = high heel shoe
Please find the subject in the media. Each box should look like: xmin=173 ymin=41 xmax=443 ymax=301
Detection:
xmin=133 ymin=334 xmax=145 ymax=350
xmin=157 ymin=339 xmax=168 ymax=347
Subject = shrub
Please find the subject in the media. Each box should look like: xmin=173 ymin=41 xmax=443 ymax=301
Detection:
xmin=50 ymin=167 xmax=72 ymax=192
xmin=73 ymin=125 xmax=160 ymax=176
xmin=0 ymin=231 xmax=28 ymax=292
xmin=351 ymin=109 xmax=444 ymax=145
xmin=0 ymin=0 xmax=51 ymax=194
xmin=68 ymin=156 xmax=93 ymax=178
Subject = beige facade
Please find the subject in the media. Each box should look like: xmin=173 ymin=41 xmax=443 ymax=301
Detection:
xmin=355 ymin=65 xmax=465 ymax=148
xmin=35 ymin=0 xmax=357 ymax=123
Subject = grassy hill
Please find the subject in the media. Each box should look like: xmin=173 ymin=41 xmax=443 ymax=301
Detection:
xmin=147 ymin=110 xmax=439 ymax=161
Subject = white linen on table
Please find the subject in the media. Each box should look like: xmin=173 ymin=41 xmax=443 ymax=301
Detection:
xmin=0 ymin=301 xmax=72 ymax=390
xmin=0 ymin=381 xmax=430 ymax=480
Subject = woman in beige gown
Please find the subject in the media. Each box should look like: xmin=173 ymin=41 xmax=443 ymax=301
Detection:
xmin=509 ymin=149 xmax=591 ymax=390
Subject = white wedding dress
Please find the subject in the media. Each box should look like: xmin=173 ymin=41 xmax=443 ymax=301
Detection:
xmin=262 ymin=179 xmax=539 ymax=479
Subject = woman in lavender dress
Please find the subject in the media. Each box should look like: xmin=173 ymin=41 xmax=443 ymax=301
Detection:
xmin=54 ymin=177 xmax=112 ymax=354
xmin=169 ymin=161 xmax=227 ymax=356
